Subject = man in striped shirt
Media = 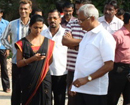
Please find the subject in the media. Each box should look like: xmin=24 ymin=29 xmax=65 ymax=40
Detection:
xmin=62 ymin=0 xmax=91 ymax=105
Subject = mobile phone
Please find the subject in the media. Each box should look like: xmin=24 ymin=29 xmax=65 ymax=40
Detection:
xmin=40 ymin=53 xmax=46 ymax=56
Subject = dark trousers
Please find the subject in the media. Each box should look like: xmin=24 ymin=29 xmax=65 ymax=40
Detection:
xmin=67 ymin=71 xmax=77 ymax=105
xmin=76 ymin=93 xmax=107 ymax=105
xmin=108 ymin=63 xmax=130 ymax=105
xmin=51 ymin=74 xmax=67 ymax=105
xmin=0 ymin=49 xmax=10 ymax=91
xmin=11 ymin=64 xmax=21 ymax=105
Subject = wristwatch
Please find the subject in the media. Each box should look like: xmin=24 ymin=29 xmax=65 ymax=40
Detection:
xmin=88 ymin=75 xmax=92 ymax=82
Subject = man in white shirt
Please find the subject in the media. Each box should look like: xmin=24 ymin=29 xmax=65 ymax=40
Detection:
xmin=62 ymin=0 xmax=91 ymax=105
xmin=1 ymin=0 xmax=32 ymax=104
xmin=70 ymin=4 xmax=116 ymax=105
xmin=98 ymin=0 xmax=123 ymax=34
xmin=41 ymin=9 xmax=67 ymax=105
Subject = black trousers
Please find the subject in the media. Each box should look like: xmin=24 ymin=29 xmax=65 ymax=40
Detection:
xmin=67 ymin=71 xmax=77 ymax=105
xmin=75 ymin=93 xmax=107 ymax=105
xmin=108 ymin=63 xmax=130 ymax=105
xmin=51 ymin=74 xmax=67 ymax=105
xmin=11 ymin=64 xmax=21 ymax=105
xmin=0 ymin=49 xmax=10 ymax=91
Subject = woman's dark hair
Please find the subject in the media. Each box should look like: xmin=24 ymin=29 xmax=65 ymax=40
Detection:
xmin=123 ymin=12 xmax=130 ymax=24
xmin=105 ymin=0 xmax=118 ymax=9
xmin=29 ymin=14 xmax=45 ymax=27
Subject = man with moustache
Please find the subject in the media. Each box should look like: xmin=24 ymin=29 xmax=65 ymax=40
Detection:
xmin=107 ymin=12 xmax=130 ymax=105
xmin=1 ymin=0 xmax=32 ymax=104
xmin=62 ymin=0 xmax=91 ymax=105
xmin=71 ymin=4 xmax=115 ymax=105
xmin=61 ymin=2 xmax=76 ymax=28
xmin=98 ymin=0 xmax=123 ymax=34
xmin=41 ymin=9 xmax=67 ymax=105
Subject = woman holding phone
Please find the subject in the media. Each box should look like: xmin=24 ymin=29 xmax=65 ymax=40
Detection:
xmin=15 ymin=15 xmax=54 ymax=105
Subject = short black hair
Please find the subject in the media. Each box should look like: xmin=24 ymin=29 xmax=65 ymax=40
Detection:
xmin=123 ymin=12 xmax=130 ymax=24
xmin=75 ymin=0 xmax=92 ymax=4
xmin=48 ymin=9 xmax=61 ymax=18
xmin=62 ymin=2 xmax=74 ymax=9
xmin=116 ymin=8 xmax=125 ymax=16
xmin=0 ymin=8 xmax=4 ymax=13
xmin=105 ymin=0 xmax=118 ymax=9
xmin=31 ymin=8 xmax=43 ymax=16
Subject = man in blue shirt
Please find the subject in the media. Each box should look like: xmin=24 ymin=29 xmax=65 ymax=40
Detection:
xmin=0 ymin=8 xmax=10 ymax=92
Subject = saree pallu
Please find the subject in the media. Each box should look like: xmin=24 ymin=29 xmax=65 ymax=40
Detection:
xmin=15 ymin=37 xmax=54 ymax=105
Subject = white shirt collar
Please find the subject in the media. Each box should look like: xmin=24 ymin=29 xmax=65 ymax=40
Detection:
xmin=47 ymin=25 xmax=64 ymax=37
xmin=101 ymin=15 xmax=118 ymax=24
xmin=19 ymin=18 xmax=30 ymax=26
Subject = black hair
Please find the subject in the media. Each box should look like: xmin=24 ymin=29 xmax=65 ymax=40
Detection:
xmin=123 ymin=12 xmax=130 ymax=24
xmin=29 ymin=14 xmax=45 ymax=27
xmin=55 ymin=1 xmax=65 ymax=13
xmin=48 ymin=9 xmax=61 ymax=18
xmin=116 ymin=8 xmax=125 ymax=16
xmin=62 ymin=2 xmax=74 ymax=9
xmin=0 ymin=8 xmax=4 ymax=13
xmin=31 ymin=8 xmax=44 ymax=16
xmin=75 ymin=0 xmax=92 ymax=4
xmin=105 ymin=0 xmax=118 ymax=9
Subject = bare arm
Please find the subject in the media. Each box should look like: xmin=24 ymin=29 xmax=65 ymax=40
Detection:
xmin=62 ymin=32 xmax=81 ymax=48
xmin=73 ymin=60 xmax=114 ymax=87
xmin=17 ymin=49 xmax=46 ymax=67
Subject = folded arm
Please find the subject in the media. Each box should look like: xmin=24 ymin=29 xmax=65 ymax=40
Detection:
xmin=62 ymin=32 xmax=81 ymax=48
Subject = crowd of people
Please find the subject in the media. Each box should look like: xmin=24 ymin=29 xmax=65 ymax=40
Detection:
xmin=0 ymin=0 xmax=130 ymax=105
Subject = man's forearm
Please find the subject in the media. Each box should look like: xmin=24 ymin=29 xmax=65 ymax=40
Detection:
xmin=88 ymin=61 xmax=114 ymax=80
xmin=62 ymin=37 xmax=81 ymax=47
xmin=73 ymin=61 xmax=114 ymax=87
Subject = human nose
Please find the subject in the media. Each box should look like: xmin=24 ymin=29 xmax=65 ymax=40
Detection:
xmin=37 ymin=28 xmax=41 ymax=33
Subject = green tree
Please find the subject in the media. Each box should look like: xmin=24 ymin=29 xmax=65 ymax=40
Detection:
xmin=0 ymin=0 xmax=130 ymax=21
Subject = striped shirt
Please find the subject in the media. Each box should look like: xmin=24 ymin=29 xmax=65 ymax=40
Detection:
xmin=65 ymin=19 xmax=86 ymax=71
xmin=61 ymin=16 xmax=77 ymax=28
xmin=1 ymin=18 xmax=30 ymax=64
xmin=0 ymin=18 xmax=9 ymax=49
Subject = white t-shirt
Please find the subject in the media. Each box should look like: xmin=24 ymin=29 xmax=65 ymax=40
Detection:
xmin=98 ymin=15 xmax=123 ymax=34
xmin=41 ymin=25 xmax=68 ymax=76
xmin=71 ymin=24 xmax=116 ymax=95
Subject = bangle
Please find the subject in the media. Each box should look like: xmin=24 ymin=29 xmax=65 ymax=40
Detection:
xmin=23 ymin=58 xmax=28 ymax=65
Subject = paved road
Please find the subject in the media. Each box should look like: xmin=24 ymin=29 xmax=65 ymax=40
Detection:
xmin=0 ymin=78 xmax=68 ymax=105
xmin=0 ymin=78 xmax=11 ymax=105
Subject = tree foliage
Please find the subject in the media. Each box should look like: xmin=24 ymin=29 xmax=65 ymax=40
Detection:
xmin=0 ymin=0 xmax=130 ymax=21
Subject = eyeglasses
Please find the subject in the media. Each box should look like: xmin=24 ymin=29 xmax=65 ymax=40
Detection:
xmin=78 ymin=17 xmax=90 ymax=23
